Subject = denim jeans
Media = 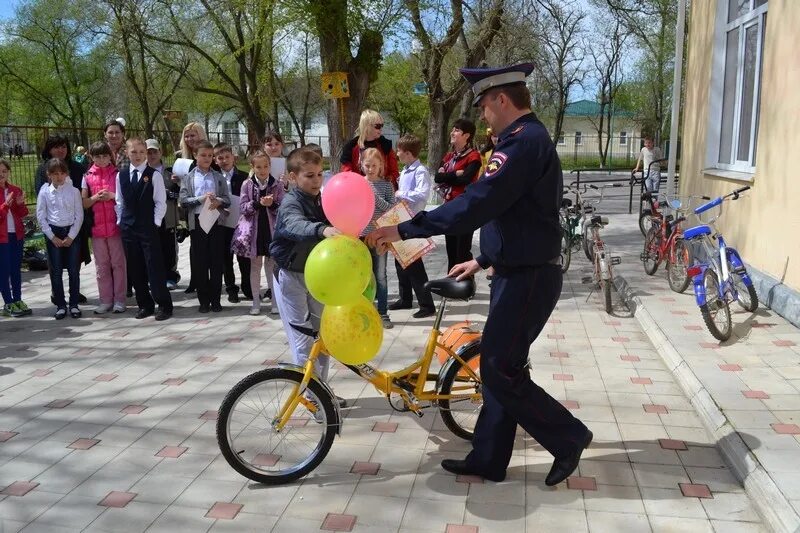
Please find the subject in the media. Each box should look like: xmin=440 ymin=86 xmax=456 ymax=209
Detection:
xmin=370 ymin=247 xmax=388 ymax=316
xmin=46 ymin=225 xmax=80 ymax=308
xmin=0 ymin=232 xmax=24 ymax=304
xmin=646 ymin=170 xmax=661 ymax=193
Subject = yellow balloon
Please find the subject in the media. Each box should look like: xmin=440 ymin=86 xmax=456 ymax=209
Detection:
xmin=320 ymin=296 xmax=384 ymax=364
xmin=304 ymin=235 xmax=372 ymax=305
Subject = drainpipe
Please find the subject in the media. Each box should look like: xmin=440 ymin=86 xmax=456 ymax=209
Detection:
xmin=667 ymin=0 xmax=688 ymax=199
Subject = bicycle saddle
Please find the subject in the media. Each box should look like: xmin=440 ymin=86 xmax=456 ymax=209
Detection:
xmin=425 ymin=277 xmax=476 ymax=301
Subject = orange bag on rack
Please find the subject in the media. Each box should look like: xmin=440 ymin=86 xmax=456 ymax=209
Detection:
xmin=435 ymin=321 xmax=481 ymax=371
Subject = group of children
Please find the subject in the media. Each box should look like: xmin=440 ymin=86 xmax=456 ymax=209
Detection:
xmin=0 ymin=129 xmax=438 ymax=396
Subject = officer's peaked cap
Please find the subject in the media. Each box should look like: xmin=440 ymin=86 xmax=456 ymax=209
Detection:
xmin=460 ymin=63 xmax=534 ymax=106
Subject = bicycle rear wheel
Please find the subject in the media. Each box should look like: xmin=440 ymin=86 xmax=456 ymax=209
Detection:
xmin=699 ymin=270 xmax=732 ymax=341
xmin=582 ymin=223 xmax=595 ymax=261
xmin=642 ymin=226 xmax=661 ymax=275
xmin=639 ymin=209 xmax=652 ymax=236
xmin=216 ymin=368 xmax=336 ymax=485
xmin=560 ymin=227 xmax=571 ymax=273
xmin=438 ymin=345 xmax=482 ymax=441
xmin=667 ymin=238 xmax=691 ymax=293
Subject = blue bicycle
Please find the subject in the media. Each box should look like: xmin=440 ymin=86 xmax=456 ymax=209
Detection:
xmin=683 ymin=186 xmax=758 ymax=341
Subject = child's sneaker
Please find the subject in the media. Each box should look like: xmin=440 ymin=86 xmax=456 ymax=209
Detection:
xmin=249 ymin=305 xmax=260 ymax=316
xmin=381 ymin=315 xmax=394 ymax=329
xmin=112 ymin=302 xmax=126 ymax=313
xmin=2 ymin=303 xmax=11 ymax=317
xmin=8 ymin=302 xmax=25 ymax=318
xmin=94 ymin=303 xmax=113 ymax=315
xmin=15 ymin=301 xmax=32 ymax=316
xmin=69 ymin=307 xmax=82 ymax=319
xmin=54 ymin=308 xmax=67 ymax=320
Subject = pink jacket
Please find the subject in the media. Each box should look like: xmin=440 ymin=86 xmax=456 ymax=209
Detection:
xmin=0 ymin=183 xmax=29 ymax=243
xmin=84 ymin=164 xmax=119 ymax=238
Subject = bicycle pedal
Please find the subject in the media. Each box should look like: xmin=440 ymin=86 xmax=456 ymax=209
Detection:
xmin=611 ymin=256 xmax=622 ymax=265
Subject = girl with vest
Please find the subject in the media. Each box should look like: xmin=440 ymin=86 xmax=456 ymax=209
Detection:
xmin=340 ymin=109 xmax=400 ymax=190
xmin=81 ymin=141 xmax=127 ymax=314
xmin=434 ymin=118 xmax=482 ymax=271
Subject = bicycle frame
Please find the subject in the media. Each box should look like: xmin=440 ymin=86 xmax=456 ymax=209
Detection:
xmin=273 ymin=297 xmax=482 ymax=429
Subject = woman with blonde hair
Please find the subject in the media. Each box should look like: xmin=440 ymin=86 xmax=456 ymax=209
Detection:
xmin=178 ymin=122 xmax=208 ymax=160
xmin=340 ymin=109 xmax=399 ymax=189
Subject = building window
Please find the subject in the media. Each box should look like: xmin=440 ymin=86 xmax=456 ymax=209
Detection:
xmin=222 ymin=121 xmax=239 ymax=145
xmin=619 ymin=131 xmax=628 ymax=146
xmin=558 ymin=133 xmax=565 ymax=145
xmin=713 ymin=0 xmax=768 ymax=170
xmin=574 ymin=131 xmax=582 ymax=146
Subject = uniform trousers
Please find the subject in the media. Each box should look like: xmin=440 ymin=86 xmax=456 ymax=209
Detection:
xmin=122 ymin=225 xmax=173 ymax=312
xmin=465 ymin=264 xmax=588 ymax=479
xmin=445 ymin=232 xmax=474 ymax=272
xmin=189 ymin=219 xmax=224 ymax=307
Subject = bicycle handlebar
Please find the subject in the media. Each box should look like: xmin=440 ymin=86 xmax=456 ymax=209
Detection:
xmin=693 ymin=186 xmax=750 ymax=215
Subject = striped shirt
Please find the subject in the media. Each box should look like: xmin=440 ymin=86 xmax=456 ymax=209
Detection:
xmin=362 ymin=179 xmax=396 ymax=236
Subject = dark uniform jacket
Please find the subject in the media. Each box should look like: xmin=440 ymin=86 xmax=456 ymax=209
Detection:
xmin=269 ymin=188 xmax=329 ymax=273
xmin=398 ymin=112 xmax=563 ymax=271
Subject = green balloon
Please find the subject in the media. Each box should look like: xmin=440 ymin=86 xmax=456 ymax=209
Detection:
xmin=363 ymin=272 xmax=377 ymax=302
xmin=304 ymin=235 xmax=371 ymax=305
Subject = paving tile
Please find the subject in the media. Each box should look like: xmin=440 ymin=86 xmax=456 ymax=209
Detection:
xmin=121 ymin=405 xmax=147 ymax=415
xmin=31 ymin=369 xmax=52 ymax=377
xmin=98 ymin=490 xmax=136 ymax=508
xmin=350 ymin=462 xmax=380 ymax=475
xmin=567 ymin=476 xmax=597 ymax=491
xmin=372 ymin=422 xmax=398 ymax=433
xmin=560 ymin=400 xmax=580 ymax=410
xmin=445 ymin=525 xmax=479 ymax=533
xmin=679 ymin=483 xmax=713 ymax=499
xmin=659 ymin=439 xmax=688 ymax=451
xmin=162 ymin=378 xmax=186 ymax=386
xmin=742 ymin=390 xmax=770 ymax=399
xmin=320 ymin=512 xmax=357 ymax=531
xmin=205 ymin=501 xmax=243 ymax=520
xmin=718 ymin=364 xmax=742 ymax=372
xmin=155 ymin=446 xmax=188 ymax=458
xmin=771 ymin=423 xmax=800 ymax=435
xmin=199 ymin=410 xmax=218 ymax=421
xmin=644 ymin=404 xmax=669 ymax=414
xmin=0 ymin=431 xmax=19 ymax=442
xmin=631 ymin=377 xmax=653 ymax=385
xmin=68 ymin=438 xmax=100 ymax=450
xmin=45 ymin=399 xmax=73 ymax=409
xmin=1 ymin=481 xmax=39 ymax=496
xmin=93 ymin=374 xmax=118 ymax=382
xmin=553 ymin=373 xmax=574 ymax=381
xmin=455 ymin=474 xmax=483 ymax=484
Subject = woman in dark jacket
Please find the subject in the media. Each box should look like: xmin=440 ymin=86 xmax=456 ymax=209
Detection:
xmin=435 ymin=117 xmax=482 ymax=271
xmin=35 ymin=135 xmax=91 ymax=303
xmin=340 ymin=109 xmax=400 ymax=190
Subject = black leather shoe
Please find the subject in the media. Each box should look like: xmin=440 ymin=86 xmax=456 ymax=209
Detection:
xmin=210 ymin=303 xmax=223 ymax=312
xmin=412 ymin=307 xmax=436 ymax=319
xmin=441 ymin=459 xmax=505 ymax=482
xmin=545 ymin=430 xmax=593 ymax=486
xmin=135 ymin=308 xmax=154 ymax=320
xmin=198 ymin=304 xmax=210 ymax=313
xmin=154 ymin=309 xmax=172 ymax=321
xmin=227 ymin=292 xmax=239 ymax=304
xmin=388 ymin=300 xmax=412 ymax=311
xmin=78 ymin=293 xmax=87 ymax=304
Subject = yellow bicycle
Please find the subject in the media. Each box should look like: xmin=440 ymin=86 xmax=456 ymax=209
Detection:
xmin=216 ymin=277 xmax=483 ymax=484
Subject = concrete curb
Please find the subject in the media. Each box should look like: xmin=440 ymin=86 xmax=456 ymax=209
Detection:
xmin=614 ymin=273 xmax=800 ymax=533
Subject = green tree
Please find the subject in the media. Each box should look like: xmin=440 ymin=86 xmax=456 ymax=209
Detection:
xmin=0 ymin=0 xmax=111 ymax=143
xmin=367 ymin=53 xmax=429 ymax=140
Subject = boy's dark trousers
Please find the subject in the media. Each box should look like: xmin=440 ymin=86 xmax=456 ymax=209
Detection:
xmin=222 ymin=226 xmax=249 ymax=298
xmin=159 ymin=224 xmax=179 ymax=284
xmin=445 ymin=232 xmax=474 ymax=272
xmin=123 ymin=225 xmax=173 ymax=313
xmin=394 ymin=257 xmax=435 ymax=310
xmin=190 ymin=217 xmax=224 ymax=307
xmin=45 ymin=225 xmax=80 ymax=308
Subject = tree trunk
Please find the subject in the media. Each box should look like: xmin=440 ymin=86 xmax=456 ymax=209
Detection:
xmin=427 ymin=101 xmax=449 ymax=172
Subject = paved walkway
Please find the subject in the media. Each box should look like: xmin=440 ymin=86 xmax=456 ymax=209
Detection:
xmin=606 ymin=212 xmax=800 ymax=533
xmin=0 ymin=226 xmax=766 ymax=532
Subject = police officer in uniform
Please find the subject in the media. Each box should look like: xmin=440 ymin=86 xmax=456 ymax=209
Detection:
xmin=367 ymin=63 xmax=592 ymax=485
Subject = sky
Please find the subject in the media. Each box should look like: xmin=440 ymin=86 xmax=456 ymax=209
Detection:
xmin=0 ymin=0 xmax=18 ymax=20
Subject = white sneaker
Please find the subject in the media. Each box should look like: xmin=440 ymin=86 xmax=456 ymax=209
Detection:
xmin=93 ymin=303 xmax=113 ymax=315
xmin=269 ymin=308 xmax=279 ymax=316
xmin=112 ymin=303 xmax=126 ymax=314
xmin=249 ymin=306 xmax=260 ymax=316
xmin=381 ymin=315 xmax=394 ymax=329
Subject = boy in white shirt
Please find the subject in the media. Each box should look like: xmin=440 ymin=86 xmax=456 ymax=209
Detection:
xmin=633 ymin=136 xmax=664 ymax=193
xmin=388 ymin=135 xmax=435 ymax=318
xmin=36 ymin=158 xmax=84 ymax=319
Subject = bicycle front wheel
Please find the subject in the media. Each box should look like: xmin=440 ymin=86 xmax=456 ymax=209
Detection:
xmin=639 ymin=209 xmax=652 ymax=236
xmin=642 ymin=226 xmax=661 ymax=275
xmin=216 ymin=368 xmax=337 ymax=485
xmin=438 ymin=345 xmax=482 ymax=441
xmin=729 ymin=262 xmax=759 ymax=312
xmin=582 ymin=224 xmax=595 ymax=261
xmin=699 ymin=270 xmax=732 ymax=342
xmin=667 ymin=238 xmax=691 ymax=293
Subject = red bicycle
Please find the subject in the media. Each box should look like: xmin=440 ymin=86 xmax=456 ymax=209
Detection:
xmin=640 ymin=192 xmax=693 ymax=293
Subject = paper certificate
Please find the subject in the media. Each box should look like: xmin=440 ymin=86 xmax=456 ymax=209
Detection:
xmin=172 ymin=158 xmax=193 ymax=177
xmin=198 ymin=197 xmax=220 ymax=234
xmin=270 ymin=157 xmax=286 ymax=179
xmin=375 ymin=202 xmax=435 ymax=268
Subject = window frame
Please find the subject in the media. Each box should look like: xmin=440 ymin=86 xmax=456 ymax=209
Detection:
xmin=706 ymin=0 xmax=768 ymax=173
xmin=619 ymin=131 xmax=628 ymax=146
xmin=557 ymin=133 xmax=565 ymax=145
xmin=574 ymin=131 xmax=582 ymax=146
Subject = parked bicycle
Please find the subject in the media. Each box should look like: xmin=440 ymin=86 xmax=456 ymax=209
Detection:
xmin=559 ymin=185 xmax=595 ymax=273
xmin=216 ymin=277 xmax=482 ymax=484
xmin=634 ymin=158 xmax=669 ymax=236
xmin=640 ymin=192 xmax=709 ymax=293
xmin=683 ymin=186 xmax=758 ymax=341
xmin=581 ymin=184 xmax=622 ymax=313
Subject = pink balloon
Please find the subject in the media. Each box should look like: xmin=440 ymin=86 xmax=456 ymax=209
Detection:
xmin=322 ymin=171 xmax=375 ymax=236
